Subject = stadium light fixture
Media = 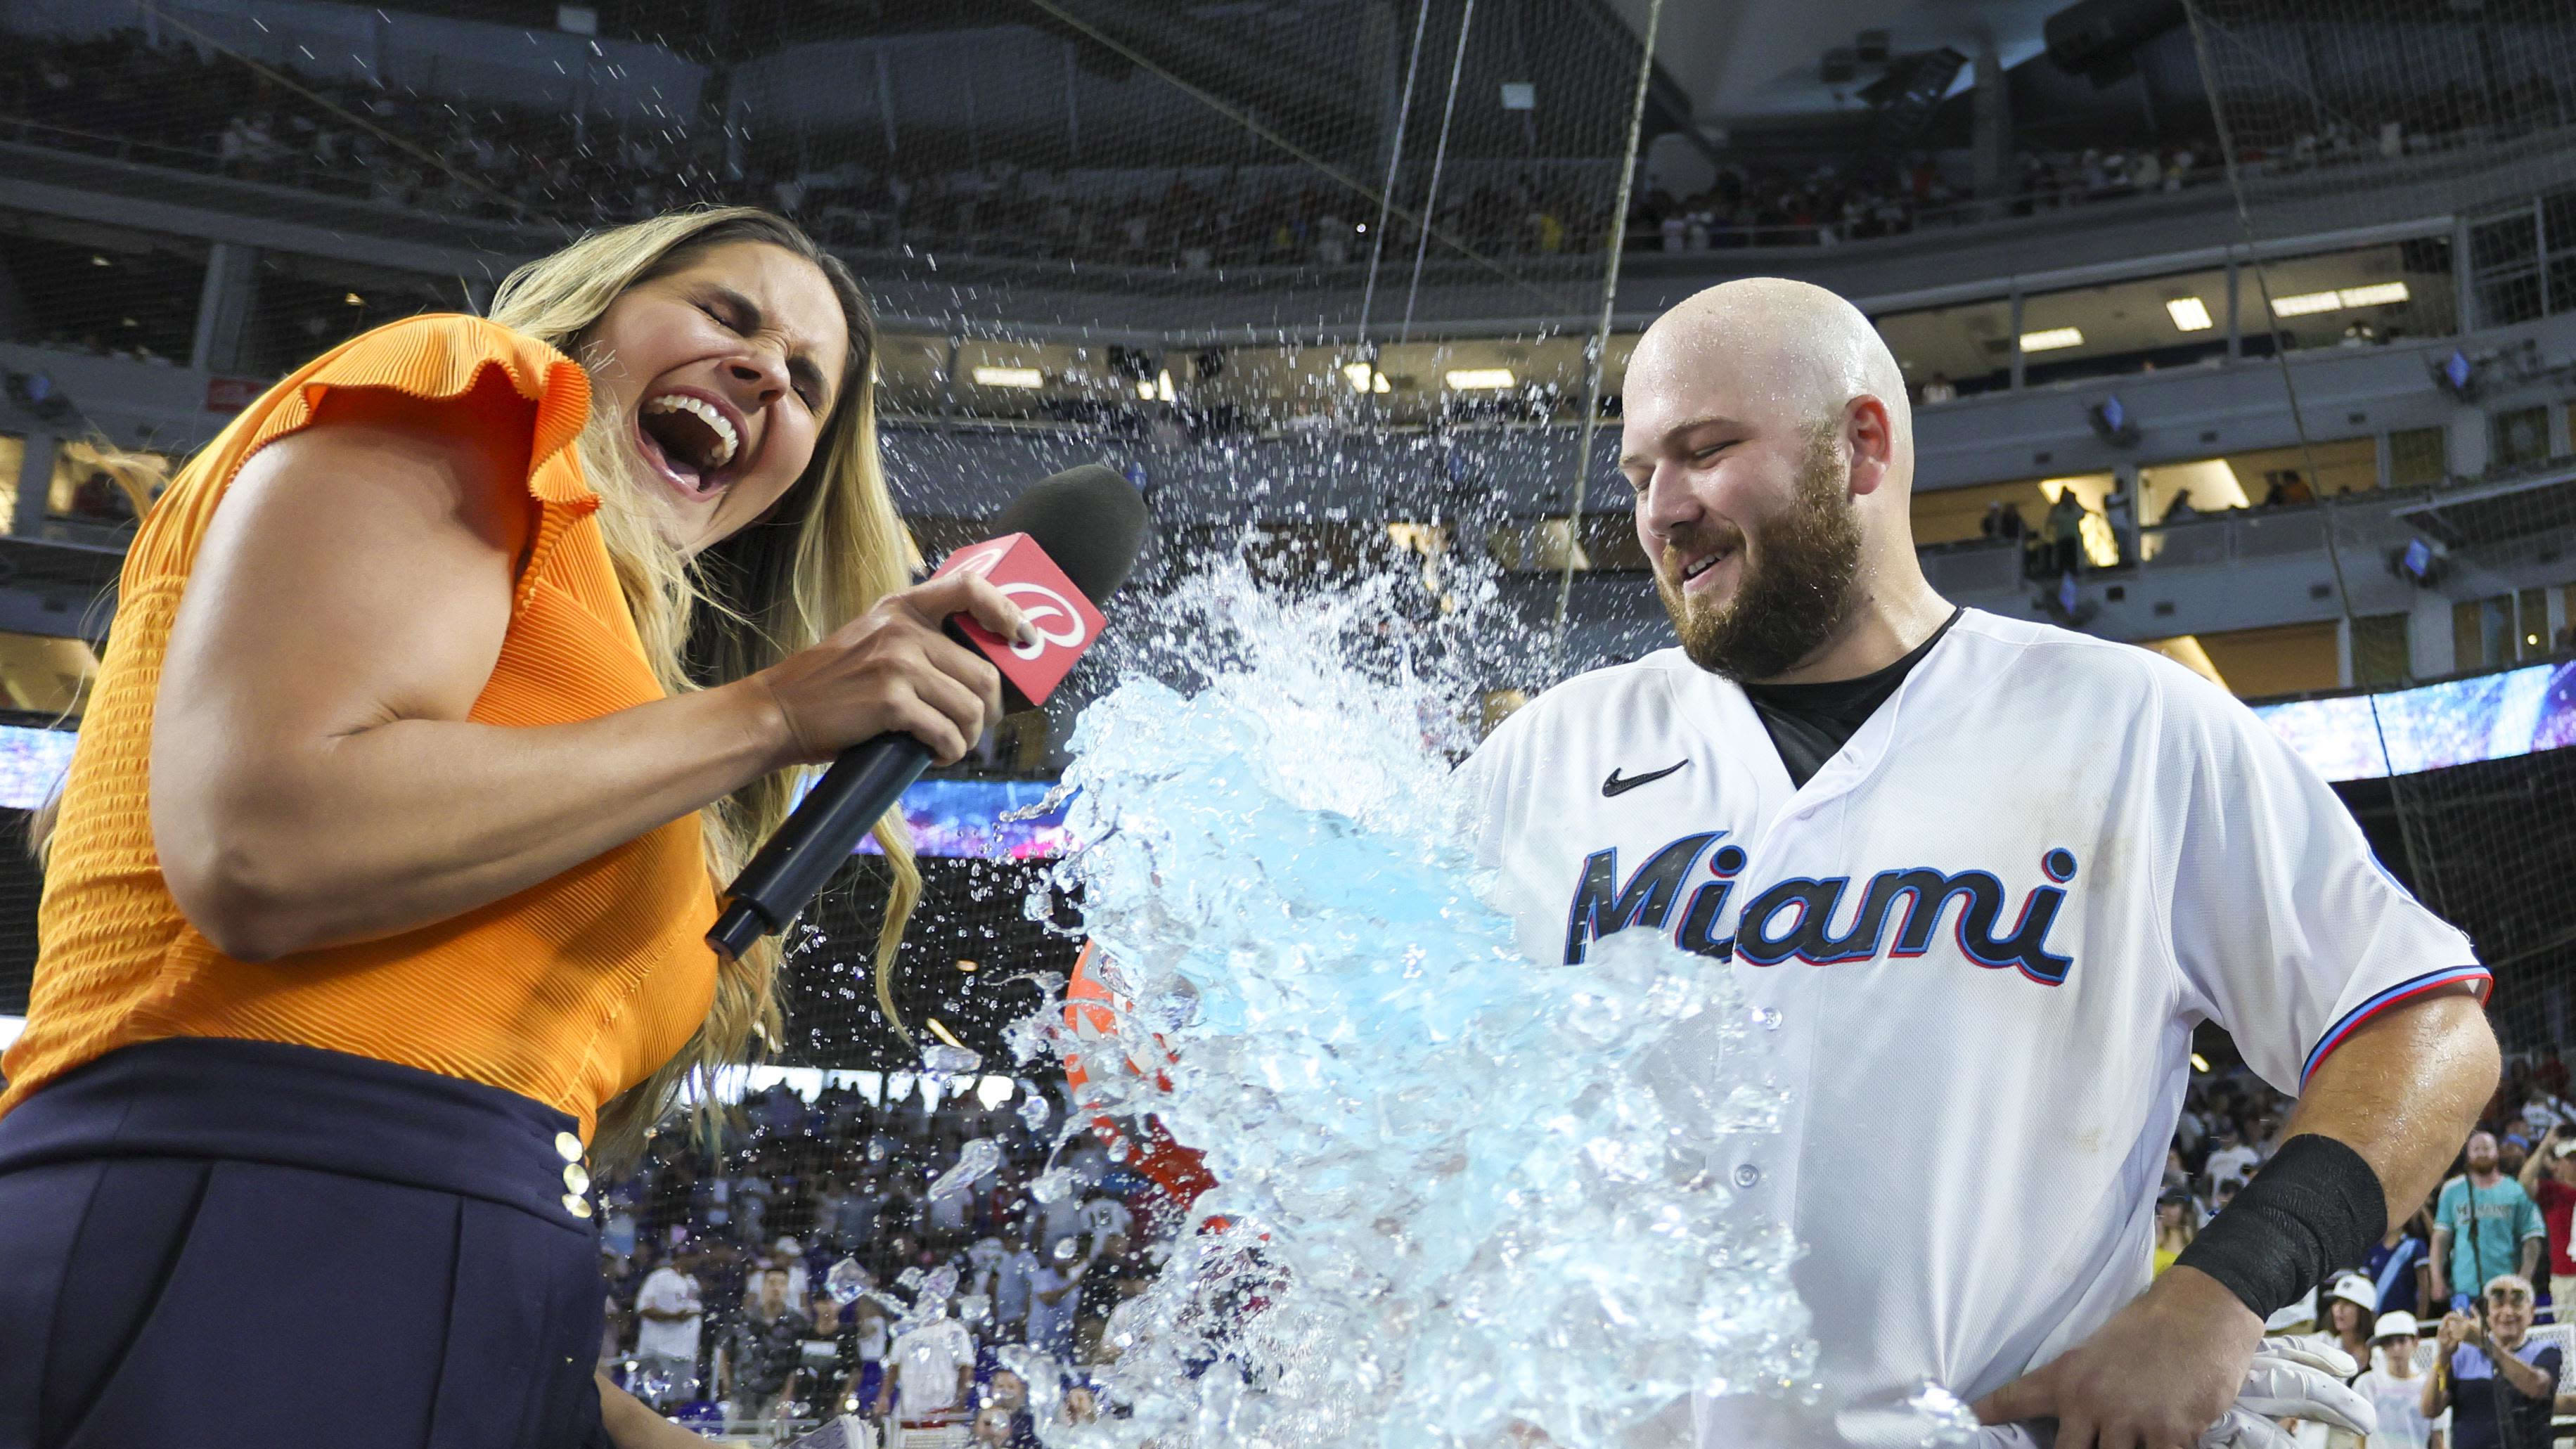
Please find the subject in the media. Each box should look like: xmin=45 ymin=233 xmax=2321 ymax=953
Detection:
xmin=2164 ymin=297 xmax=2215 ymax=332
xmin=971 ymin=366 xmax=1045 ymax=389
xmin=1135 ymin=380 xmax=1157 ymax=400
xmin=1156 ymin=368 xmax=1176 ymax=403
xmin=2018 ymin=327 xmax=2086 ymax=352
xmin=1341 ymin=361 xmax=1390 ymax=394
xmin=2338 ymin=281 xmax=2410 ymax=307
xmin=2268 ymin=290 xmax=2344 ymax=317
xmin=1445 ymin=368 xmax=1519 ymax=389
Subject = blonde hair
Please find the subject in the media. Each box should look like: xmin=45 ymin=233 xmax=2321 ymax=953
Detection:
xmin=34 ymin=207 xmax=927 ymax=1171
xmin=486 ymin=207 xmax=923 ymax=1170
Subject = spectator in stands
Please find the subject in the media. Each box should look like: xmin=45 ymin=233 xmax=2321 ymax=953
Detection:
xmin=971 ymin=1404 xmax=1018 ymax=1446
xmin=2513 ymin=1123 xmax=2576 ymax=1320
xmin=2317 ymin=1272 xmax=2381 ymax=1365
xmin=2433 ymin=1133 xmax=2546 ymax=1309
xmin=2152 ymin=1187 xmax=2196 ymax=1277
xmin=717 ymin=1266 xmax=811 ymax=1425
xmin=2161 ymin=488 xmax=2201 ymax=526
xmin=1919 ymin=373 xmax=1957 ymax=404
xmin=2102 ymin=479 xmax=2135 ymax=565
xmin=2205 ymin=1119 xmax=2261 ymax=1190
xmin=1062 ymin=1383 xmax=1100 ymax=1427
xmin=979 ymin=1368 xmax=1039 ymax=1448
xmin=993 ymin=1228 xmax=1038 ymax=1341
xmin=2365 ymin=1204 xmax=2437 ymax=1322
xmin=797 ymin=1290 xmax=861 ymax=1417
xmin=879 ymin=1294 xmax=977 ymax=1436
xmin=2350 ymin=1311 xmax=2445 ymax=1449
xmin=634 ymin=1247 xmax=708 ymax=1406
xmin=1027 ymin=1235 xmax=1088 ymax=1361
xmin=2426 ymin=1276 xmax=2559 ymax=1448
xmin=2044 ymin=487 xmax=2088 ymax=577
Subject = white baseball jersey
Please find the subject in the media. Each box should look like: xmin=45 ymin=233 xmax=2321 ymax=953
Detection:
xmin=1457 ymin=608 xmax=2487 ymax=1441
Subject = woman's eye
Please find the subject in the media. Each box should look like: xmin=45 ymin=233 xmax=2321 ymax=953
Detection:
xmin=697 ymin=302 xmax=738 ymax=332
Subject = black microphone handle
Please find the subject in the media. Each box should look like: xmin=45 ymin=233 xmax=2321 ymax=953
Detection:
xmin=707 ymin=732 xmax=936 ymax=960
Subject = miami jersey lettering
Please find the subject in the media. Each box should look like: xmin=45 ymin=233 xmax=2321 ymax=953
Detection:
xmin=1563 ymin=832 xmax=2080 ymax=986
xmin=1455 ymin=608 xmax=2487 ymax=1443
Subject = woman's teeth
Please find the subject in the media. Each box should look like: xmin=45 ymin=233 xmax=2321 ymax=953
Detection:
xmin=642 ymin=393 xmax=740 ymax=469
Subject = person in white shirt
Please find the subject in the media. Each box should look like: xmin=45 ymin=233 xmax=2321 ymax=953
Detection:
xmin=993 ymin=1230 xmax=1038 ymax=1339
xmin=878 ymin=1299 xmax=977 ymax=1445
xmin=1026 ymin=1237 xmax=1088 ymax=1362
xmin=2349 ymin=1311 xmax=2446 ymax=1448
xmin=2206 ymin=1122 xmax=2263 ymax=1191
xmin=1461 ymin=276 xmax=2497 ymax=1446
xmin=633 ymin=1250 xmax=706 ymax=1407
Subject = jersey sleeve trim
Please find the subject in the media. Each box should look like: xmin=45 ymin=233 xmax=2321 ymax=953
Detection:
xmin=2300 ymin=964 xmax=2493 ymax=1086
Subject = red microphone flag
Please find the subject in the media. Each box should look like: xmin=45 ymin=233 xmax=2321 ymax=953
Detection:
xmin=930 ymin=532 xmax=1108 ymax=707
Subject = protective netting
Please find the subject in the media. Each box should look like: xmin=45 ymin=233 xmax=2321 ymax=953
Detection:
xmin=2183 ymin=0 xmax=2576 ymax=1059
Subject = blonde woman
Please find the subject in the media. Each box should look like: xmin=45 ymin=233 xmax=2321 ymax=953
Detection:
xmin=0 ymin=208 xmax=1032 ymax=1446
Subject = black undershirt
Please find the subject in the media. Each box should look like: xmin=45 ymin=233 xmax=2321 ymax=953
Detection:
xmin=1739 ymin=608 xmax=1964 ymax=789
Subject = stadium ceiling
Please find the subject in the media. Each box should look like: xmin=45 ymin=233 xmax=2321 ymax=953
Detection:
xmin=1596 ymin=0 xmax=2069 ymax=123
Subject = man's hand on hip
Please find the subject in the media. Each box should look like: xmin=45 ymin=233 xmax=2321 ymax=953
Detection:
xmin=1971 ymin=1266 xmax=2264 ymax=1448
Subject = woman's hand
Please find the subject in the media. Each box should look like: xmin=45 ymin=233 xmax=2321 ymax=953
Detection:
xmin=748 ymin=572 xmax=1033 ymax=768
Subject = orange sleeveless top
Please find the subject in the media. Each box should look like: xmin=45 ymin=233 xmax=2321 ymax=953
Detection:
xmin=0 ymin=315 xmax=719 ymax=1140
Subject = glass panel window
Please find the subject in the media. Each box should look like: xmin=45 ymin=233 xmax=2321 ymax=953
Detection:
xmin=0 ymin=434 xmax=21 ymax=534
xmin=47 ymin=440 xmax=167 ymax=526
xmin=2015 ymin=266 xmax=2233 ymax=387
xmin=1874 ymin=298 xmax=2016 ymax=401
xmin=2453 ymin=596 xmax=2516 ymax=671
xmin=2191 ymin=621 xmax=2342 ymax=700
xmin=0 ymin=631 xmax=99 ymax=716
xmin=2518 ymin=588 xmax=2550 ymax=662
xmin=242 ymin=254 xmax=472 ymax=379
xmin=2490 ymin=406 xmax=2551 ymax=470
xmin=2386 ymin=426 xmax=2447 ymax=489
xmin=2471 ymin=211 xmax=2544 ymax=328
xmin=2239 ymin=238 xmax=2458 ymax=354
xmin=2351 ymin=613 xmax=2410 ymax=687
xmin=0 ymin=224 xmax=209 ymax=363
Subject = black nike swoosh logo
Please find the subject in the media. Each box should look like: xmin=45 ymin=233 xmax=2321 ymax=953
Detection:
xmin=1602 ymin=761 xmax=1688 ymax=797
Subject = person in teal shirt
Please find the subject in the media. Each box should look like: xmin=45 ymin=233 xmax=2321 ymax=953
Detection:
xmin=2432 ymin=1131 xmax=2546 ymax=1308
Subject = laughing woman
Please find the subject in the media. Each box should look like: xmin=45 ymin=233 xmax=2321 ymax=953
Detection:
xmin=0 ymin=208 xmax=1031 ymax=1448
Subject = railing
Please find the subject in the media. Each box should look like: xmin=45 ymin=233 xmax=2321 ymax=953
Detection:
xmin=1918 ymin=462 xmax=2576 ymax=600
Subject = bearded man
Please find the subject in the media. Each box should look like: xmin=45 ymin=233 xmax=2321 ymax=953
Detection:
xmin=1455 ymin=278 xmax=2497 ymax=1447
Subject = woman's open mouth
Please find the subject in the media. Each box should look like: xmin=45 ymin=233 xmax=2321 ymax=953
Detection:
xmin=635 ymin=389 xmax=745 ymax=501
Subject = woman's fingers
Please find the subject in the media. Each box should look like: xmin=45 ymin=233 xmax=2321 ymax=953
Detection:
xmin=882 ymin=685 xmax=972 ymax=765
xmin=903 ymin=664 xmax=993 ymax=759
xmin=900 ymin=572 xmax=1033 ymax=648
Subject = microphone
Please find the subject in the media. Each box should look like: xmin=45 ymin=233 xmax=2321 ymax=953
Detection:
xmin=707 ymin=463 xmax=1148 ymax=960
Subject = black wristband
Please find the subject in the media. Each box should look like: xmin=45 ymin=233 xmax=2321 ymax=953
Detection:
xmin=2175 ymin=1133 xmax=2386 ymax=1319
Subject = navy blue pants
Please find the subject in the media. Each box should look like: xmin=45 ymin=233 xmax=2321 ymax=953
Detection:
xmin=0 ymin=1037 xmax=614 ymax=1449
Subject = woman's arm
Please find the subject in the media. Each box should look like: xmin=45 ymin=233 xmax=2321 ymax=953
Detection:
xmin=150 ymin=386 xmax=1022 ymax=960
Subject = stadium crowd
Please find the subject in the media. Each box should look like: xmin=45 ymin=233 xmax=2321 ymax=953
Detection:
xmin=13 ymin=25 xmax=2546 ymax=276
xmin=2172 ymin=1051 xmax=2576 ymax=1448
xmin=589 ymin=1076 xmax=1176 ymax=1441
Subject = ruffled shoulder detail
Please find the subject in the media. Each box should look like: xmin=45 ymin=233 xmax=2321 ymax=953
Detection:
xmin=247 ymin=313 xmax=595 ymax=508
xmin=127 ymin=314 xmax=604 ymax=597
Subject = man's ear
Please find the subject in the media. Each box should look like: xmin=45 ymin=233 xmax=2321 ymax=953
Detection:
xmin=1846 ymin=395 xmax=1898 ymax=498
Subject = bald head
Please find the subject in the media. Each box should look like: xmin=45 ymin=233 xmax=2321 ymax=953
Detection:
xmin=1625 ymin=278 xmax=1913 ymax=470
xmin=1618 ymin=278 xmax=1943 ymax=683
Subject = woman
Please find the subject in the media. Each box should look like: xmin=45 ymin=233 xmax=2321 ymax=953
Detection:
xmin=2150 ymin=1187 xmax=2197 ymax=1276
xmin=0 ymin=207 xmax=1031 ymax=1446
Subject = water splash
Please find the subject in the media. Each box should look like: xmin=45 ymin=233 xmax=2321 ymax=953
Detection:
xmin=1011 ymin=555 xmax=1818 ymax=1448
xmin=929 ymin=1137 xmax=1003 ymax=1199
